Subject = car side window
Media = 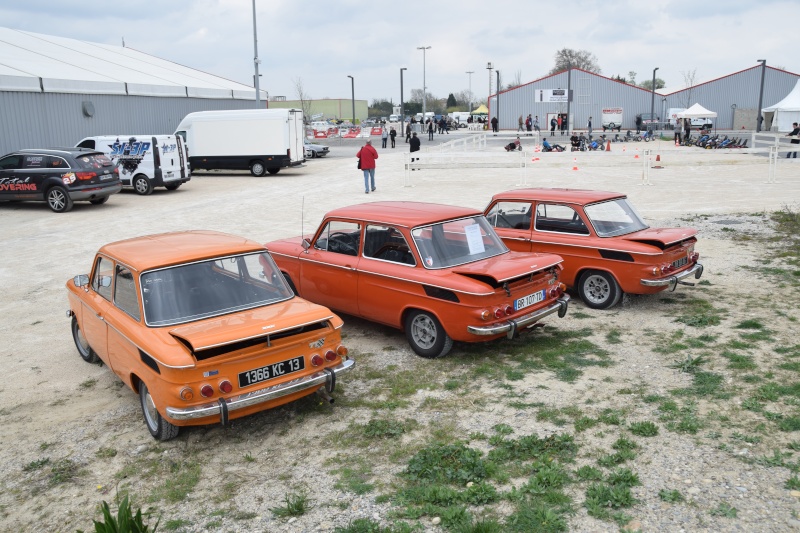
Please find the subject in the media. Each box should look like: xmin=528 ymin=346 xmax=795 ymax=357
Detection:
xmin=314 ymin=220 xmax=361 ymax=256
xmin=486 ymin=201 xmax=532 ymax=230
xmin=92 ymin=256 xmax=114 ymax=301
xmin=114 ymin=265 xmax=141 ymax=321
xmin=47 ymin=156 xmax=69 ymax=169
xmin=363 ymin=225 xmax=416 ymax=266
xmin=0 ymin=155 xmax=22 ymax=170
xmin=22 ymin=155 xmax=47 ymax=169
xmin=535 ymin=204 xmax=590 ymax=235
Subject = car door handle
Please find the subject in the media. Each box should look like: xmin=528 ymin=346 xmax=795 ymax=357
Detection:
xmin=95 ymin=314 xmax=104 ymax=321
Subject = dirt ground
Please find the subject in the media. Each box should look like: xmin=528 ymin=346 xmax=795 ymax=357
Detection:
xmin=1 ymin=133 xmax=799 ymax=532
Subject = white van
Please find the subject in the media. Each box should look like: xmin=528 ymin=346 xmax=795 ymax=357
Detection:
xmin=601 ymin=108 xmax=623 ymax=131
xmin=667 ymin=108 xmax=713 ymax=130
xmin=75 ymin=134 xmax=189 ymax=195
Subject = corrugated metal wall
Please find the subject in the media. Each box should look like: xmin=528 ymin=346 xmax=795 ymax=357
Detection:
xmin=495 ymin=67 xmax=800 ymax=132
xmin=0 ymin=92 xmax=259 ymax=154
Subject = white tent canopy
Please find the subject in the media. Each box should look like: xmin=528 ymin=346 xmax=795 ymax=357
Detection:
xmin=762 ymin=79 xmax=800 ymax=132
xmin=676 ymin=103 xmax=718 ymax=119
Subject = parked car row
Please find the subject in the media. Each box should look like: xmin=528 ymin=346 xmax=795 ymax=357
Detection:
xmin=67 ymin=190 xmax=703 ymax=441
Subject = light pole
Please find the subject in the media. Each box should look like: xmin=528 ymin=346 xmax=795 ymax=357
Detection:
xmin=496 ymin=70 xmax=501 ymax=130
xmin=756 ymin=59 xmax=767 ymax=132
xmin=347 ymin=75 xmax=354 ymax=123
xmin=417 ymin=46 xmax=431 ymax=120
xmin=400 ymin=67 xmax=407 ymax=125
xmin=486 ymin=62 xmax=493 ymax=123
xmin=251 ymin=0 xmax=261 ymax=107
xmin=465 ymin=71 xmax=474 ymax=112
xmin=650 ymin=67 xmax=659 ymax=132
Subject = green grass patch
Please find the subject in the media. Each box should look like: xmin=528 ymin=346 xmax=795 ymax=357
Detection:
xmin=270 ymin=490 xmax=312 ymax=518
xmin=659 ymin=489 xmax=685 ymax=502
xmin=629 ymin=421 xmax=659 ymax=437
xmin=331 ymin=457 xmax=375 ymax=495
xmin=721 ymin=350 xmax=758 ymax=371
xmin=673 ymin=297 xmax=724 ymax=327
xmin=149 ymin=460 xmax=201 ymax=503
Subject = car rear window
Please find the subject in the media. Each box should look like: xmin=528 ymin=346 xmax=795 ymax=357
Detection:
xmin=77 ymin=154 xmax=114 ymax=169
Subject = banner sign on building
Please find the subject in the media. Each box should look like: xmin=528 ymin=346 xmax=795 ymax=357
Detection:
xmin=537 ymin=89 xmax=570 ymax=103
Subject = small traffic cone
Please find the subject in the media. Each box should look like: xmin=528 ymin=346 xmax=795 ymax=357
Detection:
xmin=653 ymin=154 xmax=663 ymax=169
xmin=606 ymin=140 xmax=611 ymax=151
xmin=675 ymin=140 xmax=679 ymax=147
xmin=634 ymin=148 xmax=639 ymax=159
xmin=572 ymin=157 xmax=579 ymax=171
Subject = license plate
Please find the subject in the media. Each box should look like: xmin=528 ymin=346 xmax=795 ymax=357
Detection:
xmin=672 ymin=256 xmax=688 ymax=269
xmin=514 ymin=289 xmax=546 ymax=311
xmin=238 ymin=356 xmax=305 ymax=388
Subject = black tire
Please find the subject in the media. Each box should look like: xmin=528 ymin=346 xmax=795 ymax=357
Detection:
xmin=139 ymin=381 xmax=179 ymax=441
xmin=250 ymin=161 xmax=266 ymax=177
xmin=310 ymin=151 xmax=317 ymax=158
xmin=577 ymin=270 xmax=622 ymax=310
xmin=267 ymin=168 xmax=280 ymax=175
xmin=71 ymin=317 xmax=99 ymax=364
xmin=133 ymin=175 xmax=153 ymax=195
xmin=46 ymin=185 xmax=73 ymax=213
xmin=165 ymin=183 xmax=181 ymax=191
xmin=89 ymin=196 xmax=109 ymax=205
xmin=404 ymin=310 xmax=453 ymax=358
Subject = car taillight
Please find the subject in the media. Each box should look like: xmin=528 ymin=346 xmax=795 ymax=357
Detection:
xmin=311 ymin=354 xmax=323 ymax=366
xmin=219 ymin=380 xmax=233 ymax=394
xmin=504 ymin=305 xmax=514 ymax=316
xmin=325 ymin=350 xmax=337 ymax=361
xmin=336 ymin=345 xmax=348 ymax=357
xmin=480 ymin=310 xmax=492 ymax=321
xmin=494 ymin=308 xmax=505 ymax=319
xmin=179 ymin=387 xmax=194 ymax=401
xmin=690 ymin=252 xmax=699 ymax=263
xmin=75 ymin=171 xmax=97 ymax=180
xmin=200 ymin=384 xmax=214 ymax=398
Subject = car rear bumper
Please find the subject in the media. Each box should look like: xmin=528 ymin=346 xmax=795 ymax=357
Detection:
xmin=165 ymin=358 xmax=354 ymax=421
xmin=69 ymin=182 xmax=122 ymax=200
xmin=640 ymin=263 xmax=704 ymax=288
xmin=467 ymin=295 xmax=570 ymax=339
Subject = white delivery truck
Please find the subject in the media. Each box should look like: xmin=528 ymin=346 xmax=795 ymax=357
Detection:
xmin=175 ymin=109 xmax=305 ymax=176
xmin=76 ymin=134 xmax=190 ymax=195
xmin=601 ymin=108 xmax=623 ymax=132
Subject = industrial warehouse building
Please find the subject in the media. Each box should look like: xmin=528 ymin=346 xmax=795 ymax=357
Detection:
xmin=0 ymin=27 xmax=266 ymax=155
xmin=489 ymin=65 xmax=800 ymax=132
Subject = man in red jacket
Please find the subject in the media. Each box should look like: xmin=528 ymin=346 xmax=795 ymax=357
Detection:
xmin=357 ymin=139 xmax=379 ymax=193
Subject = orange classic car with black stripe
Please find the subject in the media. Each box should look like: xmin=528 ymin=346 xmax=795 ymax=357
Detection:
xmin=266 ymin=202 xmax=570 ymax=358
xmin=484 ymin=189 xmax=703 ymax=309
xmin=66 ymin=231 xmax=352 ymax=441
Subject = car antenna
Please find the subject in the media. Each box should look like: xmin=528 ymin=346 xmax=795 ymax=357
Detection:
xmin=301 ymin=196 xmax=307 ymax=254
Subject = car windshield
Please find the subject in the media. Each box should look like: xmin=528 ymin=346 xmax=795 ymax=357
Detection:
xmin=410 ymin=216 xmax=508 ymax=269
xmin=584 ymin=198 xmax=649 ymax=237
xmin=141 ymin=252 xmax=293 ymax=327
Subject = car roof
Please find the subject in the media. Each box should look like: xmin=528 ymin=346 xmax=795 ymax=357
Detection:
xmin=17 ymin=148 xmax=102 ymax=157
xmin=491 ymin=188 xmax=626 ymax=206
xmin=99 ymin=231 xmax=266 ymax=272
xmin=324 ymin=202 xmax=482 ymax=228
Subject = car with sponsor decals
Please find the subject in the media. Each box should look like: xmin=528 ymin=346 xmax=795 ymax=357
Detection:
xmin=0 ymin=148 xmax=121 ymax=212
xmin=76 ymin=135 xmax=190 ymax=195
xmin=484 ymin=188 xmax=703 ymax=309
xmin=66 ymin=230 xmax=353 ymax=441
xmin=265 ymin=202 xmax=569 ymax=358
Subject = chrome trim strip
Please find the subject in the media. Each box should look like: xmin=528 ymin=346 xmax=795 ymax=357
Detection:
xmin=356 ymin=268 xmax=494 ymax=296
xmin=165 ymin=359 xmax=355 ymax=420
xmin=640 ymin=263 xmax=703 ymax=287
xmin=467 ymin=295 xmax=570 ymax=336
xmin=298 ymin=257 xmax=356 ymax=271
xmin=361 ymin=254 xmax=417 ymax=268
xmin=186 ymin=316 xmax=335 ymax=351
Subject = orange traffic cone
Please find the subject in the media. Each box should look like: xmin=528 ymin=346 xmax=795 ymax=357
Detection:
xmin=606 ymin=140 xmax=611 ymax=151
xmin=634 ymin=148 xmax=639 ymax=159
xmin=653 ymin=154 xmax=663 ymax=169
xmin=675 ymin=140 xmax=679 ymax=147
xmin=572 ymin=157 xmax=579 ymax=171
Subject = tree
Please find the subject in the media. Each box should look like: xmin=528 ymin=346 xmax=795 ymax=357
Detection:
xmin=409 ymin=88 xmax=439 ymax=114
xmin=548 ymin=48 xmax=601 ymax=75
xmin=292 ymin=77 xmax=312 ymax=122
xmin=446 ymin=93 xmax=457 ymax=108
xmin=368 ymin=98 xmax=394 ymax=117
xmin=506 ymin=70 xmax=523 ymax=89
xmin=611 ymin=75 xmax=627 ymax=83
xmin=628 ymin=71 xmax=637 ymax=85
xmin=640 ymin=78 xmax=666 ymax=91
xmin=680 ymin=68 xmax=697 ymax=108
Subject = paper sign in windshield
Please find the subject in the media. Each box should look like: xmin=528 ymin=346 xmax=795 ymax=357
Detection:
xmin=464 ymin=224 xmax=485 ymax=255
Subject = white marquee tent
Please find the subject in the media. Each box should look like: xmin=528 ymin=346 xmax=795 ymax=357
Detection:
xmin=762 ymin=79 xmax=800 ymax=132
xmin=676 ymin=103 xmax=718 ymax=119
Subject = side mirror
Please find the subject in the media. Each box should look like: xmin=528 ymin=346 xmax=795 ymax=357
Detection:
xmin=302 ymin=238 xmax=311 ymax=251
xmin=73 ymin=274 xmax=89 ymax=287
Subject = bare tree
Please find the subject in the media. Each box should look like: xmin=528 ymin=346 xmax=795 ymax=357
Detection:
xmin=409 ymin=88 xmax=439 ymax=113
xmin=292 ymin=77 xmax=312 ymax=122
xmin=548 ymin=48 xmax=601 ymax=75
xmin=506 ymin=70 xmax=523 ymax=89
xmin=680 ymin=69 xmax=697 ymax=108
xmin=628 ymin=71 xmax=637 ymax=85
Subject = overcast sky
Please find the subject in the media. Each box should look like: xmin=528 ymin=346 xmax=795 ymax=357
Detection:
xmin=2 ymin=0 xmax=797 ymax=104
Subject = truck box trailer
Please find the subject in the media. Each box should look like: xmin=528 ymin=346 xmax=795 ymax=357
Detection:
xmin=175 ymin=109 xmax=305 ymax=176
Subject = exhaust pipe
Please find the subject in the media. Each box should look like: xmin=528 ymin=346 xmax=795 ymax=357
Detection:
xmin=316 ymin=388 xmax=335 ymax=404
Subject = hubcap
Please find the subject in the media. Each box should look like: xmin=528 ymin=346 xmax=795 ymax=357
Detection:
xmin=584 ymin=275 xmax=611 ymax=304
xmin=253 ymin=164 xmax=264 ymax=174
xmin=135 ymin=179 xmax=148 ymax=193
xmin=411 ymin=315 xmax=436 ymax=349
xmin=143 ymin=389 xmax=159 ymax=430
xmin=49 ymin=190 xmax=66 ymax=210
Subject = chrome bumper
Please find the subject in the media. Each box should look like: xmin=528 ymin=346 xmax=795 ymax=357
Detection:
xmin=165 ymin=358 xmax=354 ymax=421
xmin=640 ymin=263 xmax=704 ymax=289
xmin=467 ymin=295 xmax=570 ymax=339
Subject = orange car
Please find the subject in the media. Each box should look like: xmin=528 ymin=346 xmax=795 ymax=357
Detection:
xmin=266 ymin=202 xmax=569 ymax=358
xmin=485 ymin=188 xmax=703 ymax=309
xmin=66 ymin=231 xmax=353 ymax=441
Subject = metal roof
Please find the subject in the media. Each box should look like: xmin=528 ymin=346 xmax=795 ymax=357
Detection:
xmin=0 ymin=27 xmax=265 ymax=100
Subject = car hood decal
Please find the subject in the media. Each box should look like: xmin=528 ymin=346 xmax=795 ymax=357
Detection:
xmin=451 ymin=252 xmax=562 ymax=283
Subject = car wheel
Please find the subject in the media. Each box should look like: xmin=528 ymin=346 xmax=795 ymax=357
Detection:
xmin=89 ymin=196 xmax=109 ymax=205
xmin=310 ymin=151 xmax=317 ymax=158
xmin=47 ymin=186 xmax=73 ymax=213
xmin=71 ymin=317 xmax=99 ymax=363
xmin=250 ymin=161 xmax=266 ymax=176
xmin=405 ymin=310 xmax=453 ymax=358
xmin=133 ymin=175 xmax=153 ymax=195
xmin=165 ymin=184 xmax=181 ymax=191
xmin=139 ymin=381 xmax=179 ymax=441
xmin=578 ymin=270 xmax=622 ymax=310
xmin=267 ymin=168 xmax=280 ymax=175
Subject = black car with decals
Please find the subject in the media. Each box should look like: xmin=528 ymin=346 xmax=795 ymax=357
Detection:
xmin=0 ymin=148 xmax=122 ymax=212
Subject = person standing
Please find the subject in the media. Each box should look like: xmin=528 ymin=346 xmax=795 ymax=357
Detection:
xmin=556 ymin=115 xmax=562 ymax=135
xmin=389 ymin=127 xmax=397 ymax=148
xmin=674 ymin=117 xmax=682 ymax=144
xmin=533 ymin=115 xmax=540 ymax=132
xmin=405 ymin=122 xmax=411 ymax=143
xmin=550 ymin=116 xmax=557 ymax=136
xmin=587 ymin=116 xmax=593 ymax=138
xmin=787 ymin=122 xmax=800 ymax=158
xmin=428 ymin=119 xmax=434 ymax=140
xmin=683 ymin=118 xmax=691 ymax=143
xmin=356 ymin=139 xmax=378 ymax=194
xmin=490 ymin=116 xmax=498 ymax=133
xmin=635 ymin=115 xmax=643 ymax=134
xmin=525 ymin=114 xmax=532 ymax=132
xmin=409 ymin=131 xmax=421 ymax=170
xmin=381 ymin=127 xmax=388 ymax=148
xmin=518 ymin=115 xmax=524 ymax=132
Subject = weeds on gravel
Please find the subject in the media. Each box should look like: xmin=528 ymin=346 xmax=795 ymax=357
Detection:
xmin=334 ymin=518 xmax=415 ymax=533
xmin=23 ymin=458 xmax=50 ymax=472
xmin=148 ymin=460 xmax=200 ymax=503
xmin=331 ymin=456 xmax=375 ymax=495
xmin=629 ymin=421 xmax=659 ymax=437
xmin=671 ymin=354 xmax=706 ymax=373
xmin=673 ymin=297 xmax=724 ymax=327
xmin=50 ymin=458 xmax=82 ymax=485
xmin=710 ymin=502 xmax=738 ymax=518
xmin=659 ymin=489 xmax=685 ymax=503
xmin=785 ymin=476 xmax=800 ymax=490
xmin=270 ymin=489 xmax=312 ymax=518
xmin=77 ymin=495 xmax=158 ymax=533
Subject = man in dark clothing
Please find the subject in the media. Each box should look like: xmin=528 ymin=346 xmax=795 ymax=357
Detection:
xmin=405 ymin=122 xmax=411 ymax=143
xmin=491 ymin=116 xmax=498 ymax=133
xmin=550 ymin=116 xmax=557 ymax=136
xmin=635 ymin=115 xmax=643 ymax=134
xmin=390 ymin=127 xmax=397 ymax=148
xmin=787 ymin=122 xmax=799 ymax=158
xmin=428 ymin=120 xmax=434 ymax=140
xmin=409 ymin=132 xmax=421 ymax=170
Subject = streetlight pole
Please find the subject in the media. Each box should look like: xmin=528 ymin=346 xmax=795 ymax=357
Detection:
xmin=486 ymin=62 xmax=493 ymax=123
xmin=465 ymin=71 xmax=474 ymax=113
xmin=496 ymin=70 xmax=500 ymax=130
xmin=400 ymin=67 xmax=407 ymax=124
xmin=251 ymin=0 xmax=261 ymax=107
xmin=417 ymin=46 xmax=431 ymax=121
xmin=347 ymin=75 xmax=354 ymax=123
xmin=756 ymin=59 xmax=767 ymax=132
xmin=650 ymin=67 xmax=659 ymax=132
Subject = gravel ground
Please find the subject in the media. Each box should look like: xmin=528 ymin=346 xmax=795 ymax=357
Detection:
xmin=0 ymin=132 xmax=799 ymax=532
